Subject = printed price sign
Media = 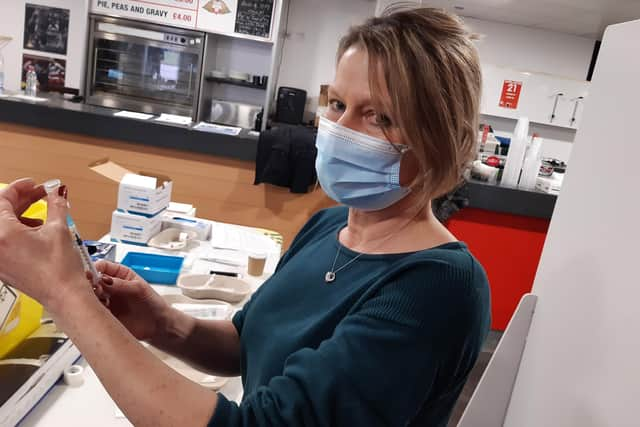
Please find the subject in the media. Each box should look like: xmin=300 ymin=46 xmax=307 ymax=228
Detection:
xmin=0 ymin=283 xmax=18 ymax=331
xmin=91 ymin=0 xmax=198 ymax=29
xmin=499 ymin=80 xmax=523 ymax=109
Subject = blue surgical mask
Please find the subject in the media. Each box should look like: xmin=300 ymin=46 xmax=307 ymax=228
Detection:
xmin=315 ymin=117 xmax=411 ymax=211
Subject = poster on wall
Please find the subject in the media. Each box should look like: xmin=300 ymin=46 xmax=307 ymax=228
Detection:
xmin=21 ymin=54 xmax=66 ymax=93
xmin=90 ymin=0 xmax=198 ymax=29
xmin=23 ymin=4 xmax=69 ymax=55
xmin=499 ymin=80 xmax=523 ymax=109
xmin=197 ymin=0 xmax=238 ymax=34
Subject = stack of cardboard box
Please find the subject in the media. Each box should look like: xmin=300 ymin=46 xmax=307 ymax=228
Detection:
xmin=89 ymin=159 xmax=173 ymax=245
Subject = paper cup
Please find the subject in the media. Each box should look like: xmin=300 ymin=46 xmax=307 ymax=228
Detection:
xmin=247 ymin=252 xmax=267 ymax=277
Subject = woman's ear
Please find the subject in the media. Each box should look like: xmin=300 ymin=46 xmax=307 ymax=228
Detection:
xmin=399 ymin=150 xmax=420 ymax=186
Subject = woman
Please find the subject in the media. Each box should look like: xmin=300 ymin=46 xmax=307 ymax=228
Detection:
xmin=0 ymin=7 xmax=490 ymax=427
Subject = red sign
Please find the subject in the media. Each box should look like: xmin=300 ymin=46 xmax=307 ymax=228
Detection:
xmin=499 ymin=80 xmax=523 ymax=109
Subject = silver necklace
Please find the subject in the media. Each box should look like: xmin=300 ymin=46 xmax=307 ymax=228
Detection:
xmin=325 ymin=208 xmax=425 ymax=284
xmin=325 ymin=245 xmax=362 ymax=283
xmin=325 ymin=232 xmax=398 ymax=283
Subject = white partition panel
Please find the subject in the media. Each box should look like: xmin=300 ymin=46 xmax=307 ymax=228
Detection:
xmin=503 ymin=19 xmax=640 ymax=427
xmin=458 ymin=294 xmax=537 ymax=427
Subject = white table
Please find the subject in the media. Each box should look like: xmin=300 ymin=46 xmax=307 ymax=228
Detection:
xmin=18 ymin=220 xmax=282 ymax=427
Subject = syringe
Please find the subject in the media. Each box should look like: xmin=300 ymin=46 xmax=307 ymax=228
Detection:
xmin=43 ymin=179 xmax=101 ymax=286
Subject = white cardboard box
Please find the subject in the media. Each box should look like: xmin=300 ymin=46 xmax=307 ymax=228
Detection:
xmin=111 ymin=210 xmax=163 ymax=245
xmin=162 ymin=213 xmax=212 ymax=240
xmin=167 ymin=202 xmax=197 ymax=217
xmin=89 ymin=159 xmax=172 ymax=217
xmin=535 ymin=174 xmax=563 ymax=195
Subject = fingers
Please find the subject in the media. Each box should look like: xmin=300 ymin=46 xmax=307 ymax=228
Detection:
xmin=19 ymin=217 xmax=44 ymax=228
xmin=99 ymin=274 xmax=141 ymax=297
xmin=0 ymin=179 xmax=47 ymax=216
xmin=88 ymin=272 xmax=110 ymax=307
xmin=93 ymin=282 xmax=106 ymax=299
xmin=45 ymin=189 xmax=69 ymax=227
xmin=17 ymin=182 xmax=47 ymax=217
xmin=95 ymin=260 xmax=119 ymax=275
xmin=95 ymin=260 xmax=137 ymax=281
xmin=0 ymin=178 xmax=40 ymax=222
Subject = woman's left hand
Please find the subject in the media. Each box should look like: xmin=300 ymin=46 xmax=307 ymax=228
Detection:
xmin=0 ymin=178 xmax=90 ymax=313
xmin=0 ymin=179 xmax=219 ymax=427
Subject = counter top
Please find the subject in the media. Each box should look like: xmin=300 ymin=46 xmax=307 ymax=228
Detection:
xmin=465 ymin=180 xmax=556 ymax=219
xmin=0 ymin=93 xmax=259 ymax=161
xmin=0 ymin=94 xmax=557 ymax=220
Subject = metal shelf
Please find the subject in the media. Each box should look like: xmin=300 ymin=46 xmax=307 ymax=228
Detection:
xmin=205 ymin=76 xmax=267 ymax=90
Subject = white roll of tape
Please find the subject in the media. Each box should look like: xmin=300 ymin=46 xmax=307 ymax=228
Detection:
xmin=63 ymin=364 xmax=84 ymax=387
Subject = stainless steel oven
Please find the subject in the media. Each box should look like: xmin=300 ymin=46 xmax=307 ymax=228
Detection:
xmin=86 ymin=15 xmax=204 ymax=118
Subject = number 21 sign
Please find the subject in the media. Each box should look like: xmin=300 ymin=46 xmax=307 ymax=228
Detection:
xmin=499 ymin=80 xmax=523 ymax=109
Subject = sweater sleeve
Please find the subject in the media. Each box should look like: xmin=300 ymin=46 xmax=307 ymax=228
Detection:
xmin=212 ymin=262 xmax=488 ymax=427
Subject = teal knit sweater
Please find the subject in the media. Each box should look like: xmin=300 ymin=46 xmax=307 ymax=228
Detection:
xmin=210 ymin=207 xmax=491 ymax=426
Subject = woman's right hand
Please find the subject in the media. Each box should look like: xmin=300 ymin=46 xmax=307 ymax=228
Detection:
xmin=93 ymin=261 xmax=171 ymax=341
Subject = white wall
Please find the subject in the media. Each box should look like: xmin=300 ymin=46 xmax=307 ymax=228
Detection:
xmin=376 ymin=2 xmax=596 ymax=80
xmin=276 ymin=0 xmax=376 ymax=121
xmin=0 ymin=0 xmax=89 ymax=92
xmin=465 ymin=17 xmax=595 ymax=81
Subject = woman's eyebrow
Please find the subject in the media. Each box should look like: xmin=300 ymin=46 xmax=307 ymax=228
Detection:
xmin=328 ymin=86 xmax=375 ymax=109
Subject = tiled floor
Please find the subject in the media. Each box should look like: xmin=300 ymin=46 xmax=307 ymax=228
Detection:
xmin=447 ymin=330 xmax=503 ymax=427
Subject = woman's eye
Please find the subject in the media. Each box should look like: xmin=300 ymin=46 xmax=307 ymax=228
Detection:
xmin=329 ymin=99 xmax=346 ymax=113
xmin=375 ymin=113 xmax=392 ymax=128
xmin=366 ymin=111 xmax=393 ymax=128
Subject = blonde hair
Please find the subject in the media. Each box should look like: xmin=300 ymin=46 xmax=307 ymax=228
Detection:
xmin=338 ymin=6 xmax=482 ymax=199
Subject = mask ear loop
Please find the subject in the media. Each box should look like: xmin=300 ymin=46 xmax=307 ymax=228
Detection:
xmin=381 ymin=126 xmax=406 ymax=154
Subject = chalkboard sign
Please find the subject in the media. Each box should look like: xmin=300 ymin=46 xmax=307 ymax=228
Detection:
xmin=234 ymin=0 xmax=274 ymax=39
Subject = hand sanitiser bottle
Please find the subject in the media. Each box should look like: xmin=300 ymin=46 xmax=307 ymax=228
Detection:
xmin=43 ymin=179 xmax=101 ymax=286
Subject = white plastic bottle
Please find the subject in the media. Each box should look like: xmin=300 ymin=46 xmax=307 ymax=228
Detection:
xmin=26 ymin=67 xmax=37 ymax=97
xmin=519 ymin=134 xmax=544 ymax=191
xmin=501 ymin=117 xmax=530 ymax=187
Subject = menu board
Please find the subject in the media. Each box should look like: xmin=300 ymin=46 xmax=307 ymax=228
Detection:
xmin=234 ymin=0 xmax=274 ymax=39
xmin=91 ymin=0 xmax=198 ymax=29
xmin=90 ymin=0 xmax=275 ymax=40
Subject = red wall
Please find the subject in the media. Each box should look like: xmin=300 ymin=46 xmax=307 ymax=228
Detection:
xmin=447 ymin=208 xmax=550 ymax=330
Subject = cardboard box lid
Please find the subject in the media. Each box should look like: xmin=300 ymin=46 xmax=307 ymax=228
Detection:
xmin=89 ymin=158 xmax=171 ymax=189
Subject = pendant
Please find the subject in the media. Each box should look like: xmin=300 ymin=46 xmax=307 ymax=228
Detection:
xmin=325 ymin=271 xmax=336 ymax=283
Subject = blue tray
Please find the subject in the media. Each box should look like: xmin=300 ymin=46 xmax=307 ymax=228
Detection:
xmin=121 ymin=252 xmax=184 ymax=285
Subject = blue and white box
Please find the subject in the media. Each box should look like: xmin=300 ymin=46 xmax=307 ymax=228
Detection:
xmin=90 ymin=159 xmax=172 ymax=217
xmin=111 ymin=209 xmax=164 ymax=245
xmin=117 ymin=173 xmax=172 ymax=217
xmin=161 ymin=214 xmax=211 ymax=240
